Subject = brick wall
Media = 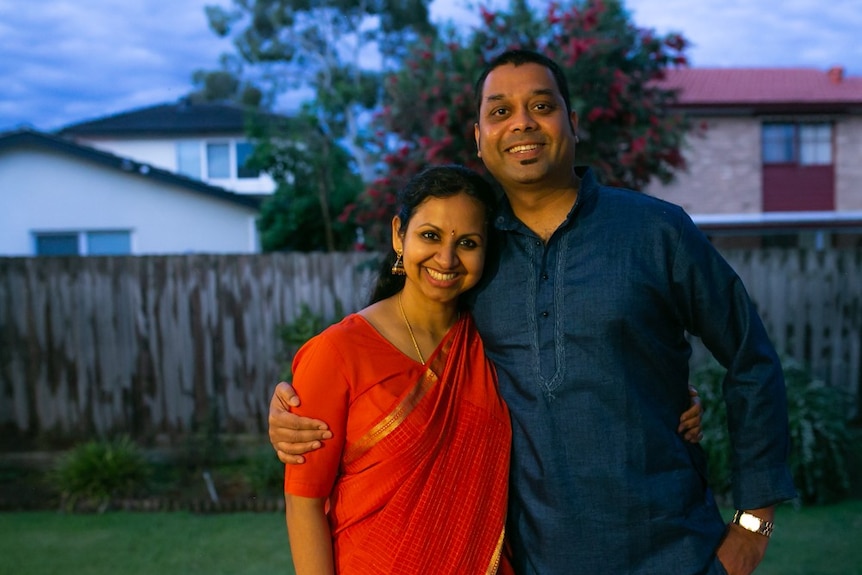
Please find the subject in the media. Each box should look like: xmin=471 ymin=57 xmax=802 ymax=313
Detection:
xmin=836 ymin=117 xmax=862 ymax=211
xmin=646 ymin=117 xmax=762 ymax=214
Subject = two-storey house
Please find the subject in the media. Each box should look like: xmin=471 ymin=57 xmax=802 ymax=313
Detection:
xmin=649 ymin=66 xmax=862 ymax=248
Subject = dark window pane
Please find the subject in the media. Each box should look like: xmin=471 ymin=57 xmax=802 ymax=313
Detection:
xmin=35 ymin=234 xmax=79 ymax=255
xmin=762 ymin=124 xmax=795 ymax=164
xmin=236 ymin=142 xmax=258 ymax=179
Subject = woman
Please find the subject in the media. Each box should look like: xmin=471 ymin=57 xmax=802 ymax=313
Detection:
xmin=282 ymin=165 xmax=702 ymax=574
xmin=284 ymin=165 xmax=511 ymax=574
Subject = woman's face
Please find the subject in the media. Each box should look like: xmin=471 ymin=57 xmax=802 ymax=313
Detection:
xmin=392 ymin=191 xmax=488 ymax=306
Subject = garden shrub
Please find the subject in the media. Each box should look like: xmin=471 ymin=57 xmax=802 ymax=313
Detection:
xmin=244 ymin=447 xmax=285 ymax=498
xmin=691 ymin=356 xmax=851 ymax=506
xmin=53 ymin=435 xmax=150 ymax=512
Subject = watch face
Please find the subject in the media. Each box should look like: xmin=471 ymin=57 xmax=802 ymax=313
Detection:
xmin=739 ymin=513 xmax=762 ymax=531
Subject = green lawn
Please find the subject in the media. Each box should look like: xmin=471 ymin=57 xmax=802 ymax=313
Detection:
xmin=745 ymin=500 xmax=862 ymax=575
xmin=1 ymin=500 xmax=860 ymax=574
xmin=0 ymin=511 xmax=295 ymax=575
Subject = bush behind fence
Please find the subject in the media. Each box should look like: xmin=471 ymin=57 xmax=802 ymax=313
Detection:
xmin=0 ymin=249 xmax=859 ymax=448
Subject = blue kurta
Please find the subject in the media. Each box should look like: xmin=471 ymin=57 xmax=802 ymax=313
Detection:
xmin=468 ymin=167 xmax=796 ymax=575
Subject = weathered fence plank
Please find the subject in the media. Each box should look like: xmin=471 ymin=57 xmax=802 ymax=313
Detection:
xmin=0 ymin=248 xmax=859 ymax=448
xmin=0 ymin=253 xmax=379 ymax=447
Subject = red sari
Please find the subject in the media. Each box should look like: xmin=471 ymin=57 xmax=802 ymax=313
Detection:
xmin=284 ymin=313 xmax=512 ymax=574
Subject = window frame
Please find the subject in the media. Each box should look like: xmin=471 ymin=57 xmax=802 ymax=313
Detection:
xmin=178 ymin=139 xmax=259 ymax=181
xmin=761 ymin=120 xmax=833 ymax=166
xmin=33 ymin=230 xmax=133 ymax=256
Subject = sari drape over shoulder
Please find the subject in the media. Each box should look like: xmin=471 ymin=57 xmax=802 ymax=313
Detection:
xmin=285 ymin=313 xmax=512 ymax=574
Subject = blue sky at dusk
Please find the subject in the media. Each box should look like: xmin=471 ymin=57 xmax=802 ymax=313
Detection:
xmin=1 ymin=0 xmax=860 ymax=132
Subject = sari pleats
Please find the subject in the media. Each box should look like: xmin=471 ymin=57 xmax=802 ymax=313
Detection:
xmin=330 ymin=315 xmax=511 ymax=574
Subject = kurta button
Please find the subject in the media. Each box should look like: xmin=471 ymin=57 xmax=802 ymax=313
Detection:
xmin=541 ymin=311 xmax=549 ymax=318
xmin=542 ymin=273 xmax=549 ymax=280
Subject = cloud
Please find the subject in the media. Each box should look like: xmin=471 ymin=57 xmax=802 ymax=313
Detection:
xmin=0 ymin=0 xmax=232 ymax=131
xmin=625 ymin=0 xmax=862 ymax=72
xmin=1 ymin=0 xmax=860 ymax=133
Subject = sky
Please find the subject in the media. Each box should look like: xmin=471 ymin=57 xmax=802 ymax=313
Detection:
xmin=2 ymin=0 xmax=861 ymax=133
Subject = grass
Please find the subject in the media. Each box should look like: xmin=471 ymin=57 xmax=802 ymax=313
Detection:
xmin=745 ymin=500 xmax=862 ymax=575
xmin=1 ymin=500 xmax=860 ymax=574
xmin=0 ymin=511 xmax=295 ymax=575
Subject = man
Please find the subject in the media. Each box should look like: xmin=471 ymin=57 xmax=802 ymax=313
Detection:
xmin=269 ymin=50 xmax=796 ymax=574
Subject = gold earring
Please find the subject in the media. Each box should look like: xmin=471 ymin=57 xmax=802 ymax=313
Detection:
xmin=391 ymin=251 xmax=406 ymax=276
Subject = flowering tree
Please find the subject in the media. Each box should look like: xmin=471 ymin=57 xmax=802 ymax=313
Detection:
xmin=344 ymin=0 xmax=690 ymax=248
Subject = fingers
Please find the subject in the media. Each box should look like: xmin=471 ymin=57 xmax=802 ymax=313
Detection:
xmin=679 ymin=385 xmax=704 ymax=441
xmin=273 ymin=381 xmax=301 ymax=408
xmin=269 ymin=415 xmax=331 ymax=448
xmin=274 ymin=438 xmax=328 ymax=463
xmin=683 ymin=428 xmax=705 ymax=443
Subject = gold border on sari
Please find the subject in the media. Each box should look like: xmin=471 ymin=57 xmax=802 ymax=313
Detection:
xmin=343 ymin=368 xmax=438 ymax=464
xmin=486 ymin=527 xmax=506 ymax=575
xmin=343 ymin=328 xmax=457 ymax=464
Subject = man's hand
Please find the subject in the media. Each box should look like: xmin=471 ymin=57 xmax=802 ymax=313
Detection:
xmin=678 ymin=385 xmax=704 ymax=443
xmin=715 ymin=507 xmax=773 ymax=575
xmin=268 ymin=381 xmax=332 ymax=464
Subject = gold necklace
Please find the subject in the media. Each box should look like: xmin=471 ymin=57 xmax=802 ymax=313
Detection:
xmin=398 ymin=292 xmax=425 ymax=364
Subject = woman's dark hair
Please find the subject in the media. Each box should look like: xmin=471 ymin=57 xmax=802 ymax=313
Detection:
xmin=367 ymin=164 xmax=498 ymax=305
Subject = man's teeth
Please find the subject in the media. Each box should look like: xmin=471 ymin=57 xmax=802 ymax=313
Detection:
xmin=509 ymin=144 xmax=538 ymax=153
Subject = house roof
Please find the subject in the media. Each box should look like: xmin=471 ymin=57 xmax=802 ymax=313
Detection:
xmin=661 ymin=67 xmax=862 ymax=112
xmin=0 ymin=128 xmax=261 ymax=210
xmin=57 ymin=100 xmax=284 ymax=137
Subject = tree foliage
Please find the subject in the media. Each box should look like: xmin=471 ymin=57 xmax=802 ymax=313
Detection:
xmin=345 ymin=0 xmax=691 ymax=248
xmin=251 ymin=109 xmax=363 ymax=251
xmin=197 ymin=0 xmax=434 ymax=251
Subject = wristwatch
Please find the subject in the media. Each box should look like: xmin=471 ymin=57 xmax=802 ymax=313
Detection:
xmin=731 ymin=510 xmax=774 ymax=537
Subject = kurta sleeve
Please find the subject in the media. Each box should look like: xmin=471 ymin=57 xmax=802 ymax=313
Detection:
xmin=283 ymin=329 xmax=350 ymax=498
xmin=669 ymin=209 xmax=797 ymax=509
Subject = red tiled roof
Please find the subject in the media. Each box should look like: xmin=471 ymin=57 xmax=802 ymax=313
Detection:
xmin=660 ymin=67 xmax=862 ymax=106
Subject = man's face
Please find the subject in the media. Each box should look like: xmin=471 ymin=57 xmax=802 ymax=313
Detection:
xmin=474 ymin=62 xmax=578 ymax=192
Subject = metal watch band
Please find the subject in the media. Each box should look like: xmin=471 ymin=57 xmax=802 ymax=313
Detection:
xmin=732 ymin=510 xmax=774 ymax=537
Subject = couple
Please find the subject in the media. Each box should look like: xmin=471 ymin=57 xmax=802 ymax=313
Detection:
xmin=274 ymin=49 xmax=796 ymax=575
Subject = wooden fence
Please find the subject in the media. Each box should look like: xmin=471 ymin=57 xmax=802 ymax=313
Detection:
xmin=0 ymin=253 xmax=380 ymax=447
xmin=0 ymin=249 xmax=860 ymax=448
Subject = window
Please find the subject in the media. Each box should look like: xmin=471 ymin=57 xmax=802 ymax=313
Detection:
xmin=762 ymin=124 xmax=795 ymax=164
xmin=87 ymin=231 xmax=132 ymax=255
xmin=176 ymin=140 xmax=258 ymax=180
xmin=35 ymin=233 xmax=79 ymax=255
xmin=799 ymin=124 xmax=832 ymax=165
xmin=34 ymin=231 xmax=132 ymax=256
xmin=176 ymin=141 xmax=202 ymax=178
xmin=206 ymin=142 xmax=231 ymax=178
xmin=762 ymin=122 xmax=832 ymax=165
xmin=236 ymin=141 xmax=258 ymax=179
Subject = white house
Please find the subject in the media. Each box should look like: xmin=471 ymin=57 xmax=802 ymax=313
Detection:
xmin=0 ymin=129 xmax=261 ymax=256
xmin=58 ymin=100 xmax=277 ymax=196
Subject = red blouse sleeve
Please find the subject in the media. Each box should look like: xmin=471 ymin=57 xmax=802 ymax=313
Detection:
xmin=283 ymin=328 xmax=350 ymax=498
